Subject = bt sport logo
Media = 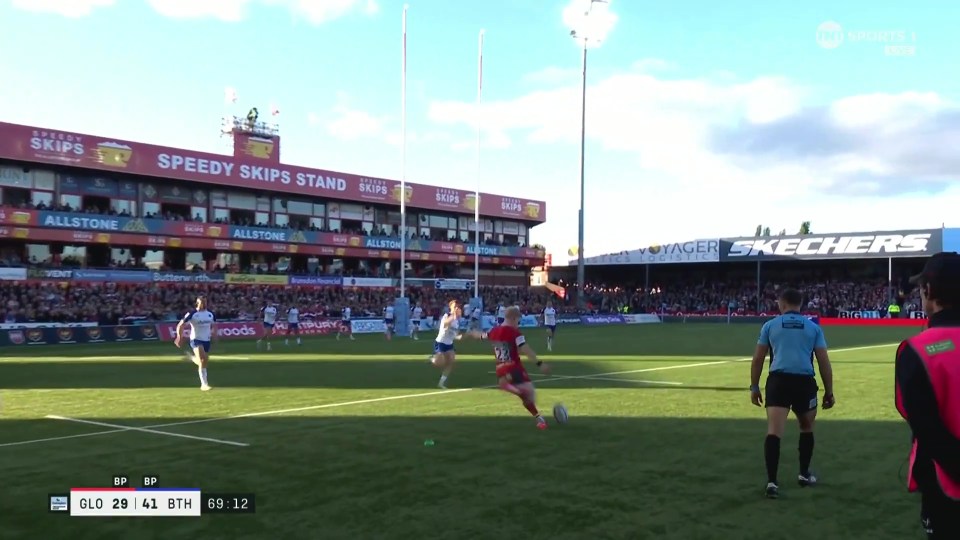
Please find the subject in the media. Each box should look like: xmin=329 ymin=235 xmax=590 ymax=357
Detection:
xmin=815 ymin=21 xmax=917 ymax=57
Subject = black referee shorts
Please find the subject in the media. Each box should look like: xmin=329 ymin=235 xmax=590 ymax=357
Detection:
xmin=765 ymin=372 xmax=819 ymax=414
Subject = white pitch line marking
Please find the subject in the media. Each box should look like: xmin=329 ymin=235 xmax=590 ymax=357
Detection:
xmin=45 ymin=415 xmax=249 ymax=447
xmin=0 ymin=428 xmax=129 ymax=448
xmin=3 ymin=342 xmax=897 ymax=449
xmin=486 ymin=371 xmax=683 ymax=385
xmin=145 ymin=388 xmax=474 ymax=429
xmin=594 ymin=377 xmax=682 ymax=385
xmin=152 ymin=342 xmax=895 ymax=429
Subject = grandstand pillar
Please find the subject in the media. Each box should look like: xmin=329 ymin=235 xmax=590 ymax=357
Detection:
xmin=756 ymin=260 xmax=762 ymax=313
xmin=887 ymin=257 xmax=893 ymax=302
xmin=644 ymin=264 xmax=650 ymax=311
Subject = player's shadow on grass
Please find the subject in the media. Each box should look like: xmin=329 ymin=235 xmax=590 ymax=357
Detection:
xmin=0 ymin=415 xmax=922 ymax=540
xmin=0 ymin=359 xmax=746 ymax=389
xmin=0 ymin=324 xmax=917 ymax=361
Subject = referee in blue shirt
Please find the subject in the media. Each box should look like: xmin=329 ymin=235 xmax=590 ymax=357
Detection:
xmin=750 ymin=288 xmax=835 ymax=499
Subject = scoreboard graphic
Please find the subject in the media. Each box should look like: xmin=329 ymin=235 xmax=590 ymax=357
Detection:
xmin=49 ymin=475 xmax=254 ymax=517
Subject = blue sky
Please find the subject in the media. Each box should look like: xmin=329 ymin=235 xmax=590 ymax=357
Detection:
xmin=1 ymin=0 xmax=958 ymax=261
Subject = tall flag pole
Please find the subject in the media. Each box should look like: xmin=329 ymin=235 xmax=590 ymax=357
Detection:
xmin=400 ymin=4 xmax=408 ymax=299
xmin=473 ymin=29 xmax=484 ymax=300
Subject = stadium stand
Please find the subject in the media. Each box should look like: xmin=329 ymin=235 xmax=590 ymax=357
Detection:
xmin=1 ymin=260 xmax=923 ymax=324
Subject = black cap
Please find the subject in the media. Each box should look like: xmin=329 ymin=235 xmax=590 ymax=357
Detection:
xmin=909 ymin=252 xmax=960 ymax=286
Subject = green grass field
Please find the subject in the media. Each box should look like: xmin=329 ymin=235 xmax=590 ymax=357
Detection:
xmin=0 ymin=323 xmax=926 ymax=539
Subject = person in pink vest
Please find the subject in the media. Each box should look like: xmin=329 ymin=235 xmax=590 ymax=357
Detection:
xmin=895 ymin=252 xmax=960 ymax=539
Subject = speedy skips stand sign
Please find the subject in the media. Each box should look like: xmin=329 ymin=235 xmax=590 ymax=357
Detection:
xmin=719 ymin=230 xmax=943 ymax=261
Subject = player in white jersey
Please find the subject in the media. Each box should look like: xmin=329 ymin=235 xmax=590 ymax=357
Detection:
xmin=430 ymin=300 xmax=461 ymax=389
xmin=285 ymin=306 xmax=301 ymax=346
xmin=542 ymin=302 xmax=558 ymax=352
xmin=337 ymin=306 xmax=355 ymax=341
xmin=411 ymin=302 xmax=424 ymax=340
xmin=257 ymin=302 xmax=277 ymax=351
xmin=496 ymin=303 xmax=507 ymax=325
xmin=174 ymin=295 xmax=216 ymax=391
xmin=383 ymin=304 xmax=395 ymax=341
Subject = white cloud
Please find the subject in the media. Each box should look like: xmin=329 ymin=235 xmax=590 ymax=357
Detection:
xmin=320 ymin=93 xmax=451 ymax=146
xmin=147 ymin=0 xmax=250 ymax=21
xmin=430 ymin=71 xmax=805 ymax=157
xmin=829 ymin=91 xmax=946 ymax=129
xmin=428 ymin=62 xmax=960 ymax=258
xmin=323 ymin=95 xmax=414 ymax=145
xmin=523 ymin=67 xmax=581 ymax=86
xmin=631 ymin=58 xmax=673 ymax=73
xmin=282 ymin=0 xmax=377 ymax=24
xmin=11 ymin=0 xmax=115 ymax=18
xmin=326 ymin=104 xmax=387 ymax=141
xmin=144 ymin=0 xmax=377 ymax=23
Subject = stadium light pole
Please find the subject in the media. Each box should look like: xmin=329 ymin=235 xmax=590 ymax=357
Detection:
xmin=400 ymin=4 xmax=408 ymax=299
xmin=473 ymin=29 xmax=484 ymax=301
xmin=567 ymin=0 xmax=616 ymax=309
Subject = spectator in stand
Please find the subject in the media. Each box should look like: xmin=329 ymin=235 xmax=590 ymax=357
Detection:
xmin=557 ymin=278 xmax=905 ymax=317
xmin=1 ymin=251 xmax=929 ymax=322
xmin=0 ymin=281 xmax=553 ymax=324
xmin=0 ymin=276 xmax=921 ymax=325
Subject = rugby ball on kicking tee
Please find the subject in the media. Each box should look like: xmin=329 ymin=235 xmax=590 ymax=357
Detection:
xmin=552 ymin=404 xmax=569 ymax=424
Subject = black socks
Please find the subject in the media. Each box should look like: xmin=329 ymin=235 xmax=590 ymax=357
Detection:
xmin=764 ymin=434 xmax=781 ymax=484
xmin=766 ymin=432 xmax=816 ymax=486
xmin=799 ymin=432 xmax=815 ymax=476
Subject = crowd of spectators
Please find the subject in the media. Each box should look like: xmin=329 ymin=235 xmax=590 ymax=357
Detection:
xmin=573 ymin=279 xmax=920 ymax=317
xmin=0 ymin=283 xmax=553 ymax=325
xmin=1 ymin=275 xmax=924 ymax=326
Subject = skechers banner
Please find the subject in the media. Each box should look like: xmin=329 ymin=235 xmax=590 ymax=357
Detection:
xmin=720 ymin=229 xmax=942 ymax=261
xmin=0 ymin=325 xmax=160 ymax=346
xmin=578 ymin=240 xmax=720 ymax=265
xmin=557 ymin=315 xmax=583 ymax=324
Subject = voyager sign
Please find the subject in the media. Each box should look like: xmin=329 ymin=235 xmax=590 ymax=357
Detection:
xmin=580 ymin=240 xmax=720 ymax=265
xmin=720 ymin=230 xmax=942 ymax=261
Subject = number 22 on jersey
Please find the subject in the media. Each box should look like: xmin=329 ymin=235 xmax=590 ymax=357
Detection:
xmin=494 ymin=343 xmax=512 ymax=364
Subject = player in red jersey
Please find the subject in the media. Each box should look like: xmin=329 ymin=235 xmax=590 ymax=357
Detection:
xmin=459 ymin=306 xmax=551 ymax=429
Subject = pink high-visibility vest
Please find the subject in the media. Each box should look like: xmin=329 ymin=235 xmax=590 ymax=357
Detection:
xmin=895 ymin=328 xmax=960 ymax=500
